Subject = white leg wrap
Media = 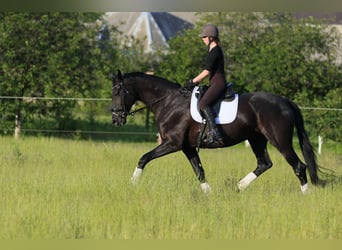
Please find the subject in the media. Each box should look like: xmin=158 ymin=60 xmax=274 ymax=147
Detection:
xmin=238 ymin=172 xmax=257 ymax=191
xmin=131 ymin=167 xmax=143 ymax=185
xmin=300 ymin=183 xmax=309 ymax=194
xmin=200 ymin=182 xmax=211 ymax=194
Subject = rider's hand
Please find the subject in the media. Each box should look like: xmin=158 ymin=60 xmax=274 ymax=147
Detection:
xmin=184 ymin=79 xmax=196 ymax=89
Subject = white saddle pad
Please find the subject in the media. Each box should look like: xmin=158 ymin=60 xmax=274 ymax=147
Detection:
xmin=190 ymin=86 xmax=239 ymax=124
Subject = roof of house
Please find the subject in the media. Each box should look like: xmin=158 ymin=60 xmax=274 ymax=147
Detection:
xmin=105 ymin=12 xmax=195 ymax=53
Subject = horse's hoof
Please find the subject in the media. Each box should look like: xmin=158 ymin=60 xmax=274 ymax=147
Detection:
xmin=238 ymin=172 xmax=257 ymax=191
xmin=300 ymin=183 xmax=310 ymax=194
xmin=200 ymin=182 xmax=211 ymax=194
xmin=131 ymin=167 xmax=143 ymax=185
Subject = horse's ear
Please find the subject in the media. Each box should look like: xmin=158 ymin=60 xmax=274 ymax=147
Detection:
xmin=112 ymin=70 xmax=122 ymax=83
xmin=117 ymin=70 xmax=122 ymax=80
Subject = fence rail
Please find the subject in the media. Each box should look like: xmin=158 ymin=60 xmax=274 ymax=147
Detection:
xmin=300 ymin=107 xmax=342 ymax=111
xmin=1 ymin=95 xmax=341 ymax=111
xmin=0 ymin=128 xmax=156 ymax=136
xmin=0 ymin=96 xmax=111 ymax=101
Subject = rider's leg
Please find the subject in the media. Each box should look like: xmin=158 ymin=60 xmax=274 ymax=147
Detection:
xmin=200 ymin=106 xmax=221 ymax=143
xmin=199 ymin=77 xmax=226 ymax=144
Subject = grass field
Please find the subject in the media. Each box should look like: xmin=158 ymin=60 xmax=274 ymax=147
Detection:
xmin=0 ymin=136 xmax=341 ymax=239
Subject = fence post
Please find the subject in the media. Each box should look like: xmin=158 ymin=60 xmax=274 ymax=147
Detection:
xmin=14 ymin=115 xmax=21 ymax=139
xmin=318 ymin=135 xmax=323 ymax=155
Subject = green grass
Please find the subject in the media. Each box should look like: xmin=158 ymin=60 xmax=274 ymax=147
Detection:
xmin=0 ymin=136 xmax=341 ymax=239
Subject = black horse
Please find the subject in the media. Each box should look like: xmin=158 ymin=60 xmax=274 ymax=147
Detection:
xmin=111 ymin=70 xmax=319 ymax=194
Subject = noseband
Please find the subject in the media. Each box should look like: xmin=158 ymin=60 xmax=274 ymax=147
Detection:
xmin=111 ymin=82 xmax=128 ymax=118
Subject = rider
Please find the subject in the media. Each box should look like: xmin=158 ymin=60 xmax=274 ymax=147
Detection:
xmin=186 ymin=24 xmax=227 ymax=144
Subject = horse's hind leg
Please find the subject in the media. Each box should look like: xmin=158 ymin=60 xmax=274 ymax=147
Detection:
xmin=238 ymin=134 xmax=273 ymax=190
xmin=278 ymin=146 xmax=309 ymax=193
xmin=182 ymin=146 xmax=211 ymax=194
xmin=268 ymin=124 xmax=309 ymax=193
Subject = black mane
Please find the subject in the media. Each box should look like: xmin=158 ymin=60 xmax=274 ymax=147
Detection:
xmin=123 ymin=72 xmax=181 ymax=89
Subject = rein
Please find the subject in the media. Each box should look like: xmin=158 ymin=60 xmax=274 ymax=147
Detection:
xmin=128 ymin=95 xmax=167 ymax=116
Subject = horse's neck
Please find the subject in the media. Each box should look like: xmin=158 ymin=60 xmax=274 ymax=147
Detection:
xmin=130 ymin=78 xmax=177 ymax=116
xmin=133 ymin=79 xmax=170 ymax=104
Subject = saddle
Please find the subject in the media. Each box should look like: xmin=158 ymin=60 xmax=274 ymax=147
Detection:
xmin=197 ymin=82 xmax=236 ymax=102
xmin=190 ymin=83 xmax=239 ymax=124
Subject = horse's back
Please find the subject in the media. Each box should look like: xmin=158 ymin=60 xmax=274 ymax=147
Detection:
xmin=247 ymin=92 xmax=294 ymax=116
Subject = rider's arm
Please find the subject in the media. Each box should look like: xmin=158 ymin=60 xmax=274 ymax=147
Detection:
xmin=192 ymin=69 xmax=210 ymax=84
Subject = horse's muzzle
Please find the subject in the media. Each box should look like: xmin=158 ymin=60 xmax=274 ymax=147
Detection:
xmin=111 ymin=109 xmax=127 ymax=126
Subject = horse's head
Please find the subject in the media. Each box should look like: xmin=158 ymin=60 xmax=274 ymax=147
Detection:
xmin=111 ymin=70 xmax=130 ymax=126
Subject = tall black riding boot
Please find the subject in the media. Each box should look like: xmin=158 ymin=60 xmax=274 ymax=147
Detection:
xmin=201 ymin=107 xmax=223 ymax=144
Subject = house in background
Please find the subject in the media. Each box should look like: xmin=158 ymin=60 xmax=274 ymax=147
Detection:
xmin=104 ymin=12 xmax=196 ymax=53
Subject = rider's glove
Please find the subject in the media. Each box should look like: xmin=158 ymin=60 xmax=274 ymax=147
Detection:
xmin=184 ymin=79 xmax=196 ymax=90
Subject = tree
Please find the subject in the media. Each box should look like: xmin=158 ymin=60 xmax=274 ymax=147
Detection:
xmin=0 ymin=12 xmax=108 ymax=137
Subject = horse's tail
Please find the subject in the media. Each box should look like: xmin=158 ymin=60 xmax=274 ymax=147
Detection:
xmin=289 ymin=101 xmax=319 ymax=185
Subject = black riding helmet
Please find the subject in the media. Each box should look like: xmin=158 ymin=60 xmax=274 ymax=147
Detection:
xmin=199 ymin=24 xmax=219 ymax=39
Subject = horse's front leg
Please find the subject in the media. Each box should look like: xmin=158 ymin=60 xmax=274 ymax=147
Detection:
xmin=182 ymin=146 xmax=211 ymax=194
xmin=131 ymin=141 xmax=179 ymax=184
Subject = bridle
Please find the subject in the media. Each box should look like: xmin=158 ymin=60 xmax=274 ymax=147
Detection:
xmin=111 ymin=82 xmax=128 ymax=119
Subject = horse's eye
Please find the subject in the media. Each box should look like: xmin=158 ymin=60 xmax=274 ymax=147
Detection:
xmin=112 ymin=85 xmax=120 ymax=95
